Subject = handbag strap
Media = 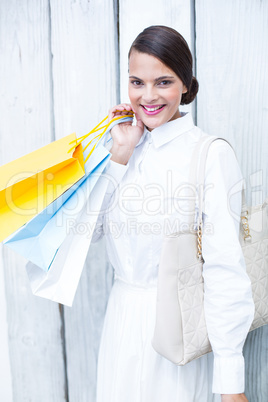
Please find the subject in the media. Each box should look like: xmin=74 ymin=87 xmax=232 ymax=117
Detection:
xmin=189 ymin=135 xmax=246 ymax=259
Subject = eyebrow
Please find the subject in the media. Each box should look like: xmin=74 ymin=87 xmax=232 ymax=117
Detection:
xmin=129 ymin=75 xmax=175 ymax=81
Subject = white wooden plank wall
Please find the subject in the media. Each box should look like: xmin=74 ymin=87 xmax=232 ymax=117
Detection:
xmin=0 ymin=246 xmax=13 ymax=402
xmin=0 ymin=1 xmax=67 ymax=401
xmin=0 ymin=1 xmax=267 ymax=401
xmin=195 ymin=1 xmax=268 ymax=400
xmin=49 ymin=0 xmax=118 ymax=400
xmin=196 ymin=0 xmax=268 ymax=204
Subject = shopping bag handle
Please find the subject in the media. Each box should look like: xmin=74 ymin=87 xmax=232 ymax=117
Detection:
xmin=68 ymin=112 xmax=134 ymax=162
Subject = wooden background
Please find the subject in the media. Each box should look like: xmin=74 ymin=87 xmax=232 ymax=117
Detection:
xmin=0 ymin=0 xmax=267 ymax=401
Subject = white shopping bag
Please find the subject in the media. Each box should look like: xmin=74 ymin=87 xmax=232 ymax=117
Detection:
xmin=25 ymin=172 xmax=109 ymax=306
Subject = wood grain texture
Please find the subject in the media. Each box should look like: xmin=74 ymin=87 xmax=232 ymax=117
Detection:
xmin=50 ymin=0 xmax=119 ymax=139
xmin=0 ymin=0 xmax=66 ymax=400
xmin=0 ymin=0 xmax=54 ymax=163
xmin=119 ymin=0 xmax=195 ymax=116
xmin=49 ymin=0 xmax=118 ymax=400
xmin=195 ymin=0 xmax=268 ymax=204
xmin=0 ymin=245 xmax=13 ymax=402
xmin=244 ymin=325 xmax=268 ymax=401
xmin=196 ymin=1 xmax=268 ymax=400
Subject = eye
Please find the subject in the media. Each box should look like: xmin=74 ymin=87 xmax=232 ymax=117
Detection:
xmin=158 ymin=80 xmax=172 ymax=86
xmin=130 ymin=80 xmax=143 ymax=86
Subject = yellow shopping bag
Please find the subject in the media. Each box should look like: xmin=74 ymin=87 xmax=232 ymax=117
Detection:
xmin=0 ymin=133 xmax=84 ymax=241
xmin=0 ymin=112 xmax=134 ymax=243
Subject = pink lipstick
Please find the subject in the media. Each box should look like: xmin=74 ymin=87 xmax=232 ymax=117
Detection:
xmin=141 ymin=104 xmax=166 ymax=115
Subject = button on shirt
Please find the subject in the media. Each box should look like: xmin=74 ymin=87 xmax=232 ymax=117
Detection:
xmin=93 ymin=112 xmax=254 ymax=394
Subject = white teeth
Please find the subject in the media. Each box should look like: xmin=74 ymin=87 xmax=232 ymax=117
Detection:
xmin=143 ymin=105 xmax=163 ymax=112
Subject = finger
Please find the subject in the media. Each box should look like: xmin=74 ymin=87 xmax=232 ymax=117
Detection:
xmin=108 ymin=104 xmax=133 ymax=122
xmin=115 ymin=104 xmax=133 ymax=116
xmin=136 ymin=114 xmax=144 ymax=131
xmin=108 ymin=106 xmax=122 ymax=122
xmin=111 ymin=103 xmax=131 ymax=113
xmin=135 ymin=110 xmax=142 ymax=121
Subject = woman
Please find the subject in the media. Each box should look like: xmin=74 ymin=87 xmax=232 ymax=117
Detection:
xmin=93 ymin=26 xmax=254 ymax=402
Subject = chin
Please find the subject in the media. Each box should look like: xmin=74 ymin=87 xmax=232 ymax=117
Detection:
xmin=141 ymin=116 xmax=167 ymax=131
xmin=143 ymin=122 xmax=160 ymax=131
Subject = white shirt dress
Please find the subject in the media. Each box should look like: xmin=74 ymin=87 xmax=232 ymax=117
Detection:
xmin=93 ymin=113 xmax=254 ymax=402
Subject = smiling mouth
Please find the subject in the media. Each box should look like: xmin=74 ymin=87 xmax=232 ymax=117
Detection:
xmin=141 ymin=105 xmax=165 ymax=112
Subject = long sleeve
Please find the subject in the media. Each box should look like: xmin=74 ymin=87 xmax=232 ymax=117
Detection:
xmin=91 ymin=159 xmax=129 ymax=243
xmin=202 ymin=140 xmax=255 ymax=394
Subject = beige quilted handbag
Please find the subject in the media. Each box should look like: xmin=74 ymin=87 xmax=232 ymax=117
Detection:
xmin=152 ymin=136 xmax=268 ymax=365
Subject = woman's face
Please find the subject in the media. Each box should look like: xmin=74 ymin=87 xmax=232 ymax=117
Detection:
xmin=128 ymin=51 xmax=187 ymax=131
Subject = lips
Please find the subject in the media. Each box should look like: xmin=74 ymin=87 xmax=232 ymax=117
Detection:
xmin=141 ymin=104 xmax=166 ymax=115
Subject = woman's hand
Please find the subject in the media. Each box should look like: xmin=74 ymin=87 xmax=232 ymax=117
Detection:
xmin=108 ymin=103 xmax=144 ymax=165
xmin=221 ymin=393 xmax=248 ymax=402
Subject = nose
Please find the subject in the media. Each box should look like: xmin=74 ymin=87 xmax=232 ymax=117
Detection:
xmin=141 ymin=84 xmax=158 ymax=104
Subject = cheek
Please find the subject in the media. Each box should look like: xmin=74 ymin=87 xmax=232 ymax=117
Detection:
xmin=167 ymin=88 xmax=183 ymax=105
xmin=128 ymin=86 xmax=135 ymax=102
xmin=128 ymin=89 xmax=140 ymax=107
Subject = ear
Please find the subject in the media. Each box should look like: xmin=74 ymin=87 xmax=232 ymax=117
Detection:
xmin=182 ymin=85 xmax=188 ymax=94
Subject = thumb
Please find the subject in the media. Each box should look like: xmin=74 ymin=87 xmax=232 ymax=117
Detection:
xmin=135 ymin=112 xmax=144 ymax=131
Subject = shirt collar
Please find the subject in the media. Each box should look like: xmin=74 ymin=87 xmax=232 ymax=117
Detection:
xmin=136 ymin=112 xmax=195 ymax=149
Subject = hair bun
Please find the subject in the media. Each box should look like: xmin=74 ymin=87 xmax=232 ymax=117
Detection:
xmin=181 ymin=76 xmax=199 ymax=105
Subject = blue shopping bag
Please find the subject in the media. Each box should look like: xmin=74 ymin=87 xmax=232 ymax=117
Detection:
xmin=4 ymin=143 xmax=110 ymax=271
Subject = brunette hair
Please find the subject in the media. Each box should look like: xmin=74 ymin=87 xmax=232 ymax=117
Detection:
xmin=128 ymin=26 xmax=198 ymax=105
